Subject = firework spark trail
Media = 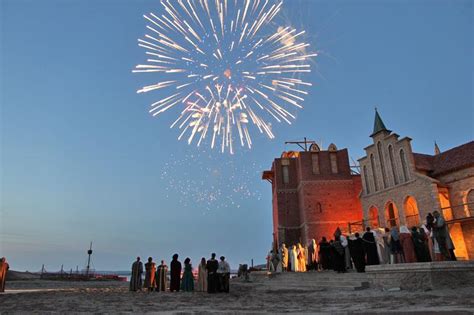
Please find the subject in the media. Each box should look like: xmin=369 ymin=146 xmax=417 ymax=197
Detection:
xmin=133 ymin=0 xmax=316 ymax=154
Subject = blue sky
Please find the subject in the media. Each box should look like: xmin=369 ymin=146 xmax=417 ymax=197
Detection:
xmin=1 ymin=0 xmax=472 ymax=271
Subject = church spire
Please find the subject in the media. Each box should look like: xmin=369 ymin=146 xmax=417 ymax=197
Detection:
xmin=434 ymin=141 xmax=441 ymax=155
xmin=371 ymin=107 xmax=391 ymax=137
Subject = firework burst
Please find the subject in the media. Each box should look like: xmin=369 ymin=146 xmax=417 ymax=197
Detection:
xmin=134 ymin=0 xmax=316 ymax=154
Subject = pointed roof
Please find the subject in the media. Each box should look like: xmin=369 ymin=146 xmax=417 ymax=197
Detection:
xmin=434 ymin=141 xmax=441 ymax=155
xmin=370 ymin=108 xmax=391 ymax=137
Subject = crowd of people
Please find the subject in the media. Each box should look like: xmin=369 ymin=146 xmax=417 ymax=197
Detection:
xmin=129 ymin=253 xmax=231 ymax=293
xmin=267 ymin=210 xmax=456 ymax=273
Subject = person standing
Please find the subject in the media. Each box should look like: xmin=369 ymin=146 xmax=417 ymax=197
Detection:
xmin=411 ymin=227 xmax=431 ymax=262
xmin=349 ymin=233 xmax=366 ymax=272
xmin=169 ymin=254 xmax=182 ymax=292
xmin=421 ymin=224 xmax=435 ymax=261
xmin=432 ymin=211 xmax=454 ymax=261
xmin=130 ymin=257 xmax=143 ymax=292
xmin=340 ymin=235 xmax=351 ymax=270
xmin=280 ymin=244 xmax=289 ymax=272
xmin=331 ymin=236 xmax=346 ymax=273
xmin=217 ymin=256 xmax=231 ymax=293
xmin=389 ymin=227 xmax=403 ymax=264
xmin=144 ymin=257 xmax=157 ymax=292
xmin=297 ymin=243 xmax=306 ymax=272
xmin=289 ymin=245 xmax=298 ymax=272
xmin=156 ymin=260 xmax=168 ymax=292
xmin=180 ymin=258 xmax=194 ymax=292
xmin=307 ymin=239 xmax=317 ymax=271
xmin=380 ymin=228 xmax=391 ymax=264
xmin=400 ymin=226 xmax=417 ymax=263
xmin=197 ymin=257 xmax=208 ymax=292
xmin=318 ymin=237 xmax=331 ymax=270
xmin=362 ymin=227 xmax=380 ymax=265
xmin=0 ymin=257 xmax=9 ymax=293
xmin=206 ymin=253 xmax=219 ymax=293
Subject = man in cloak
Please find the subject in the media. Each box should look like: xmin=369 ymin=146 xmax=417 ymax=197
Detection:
xmin=0 ymin=257 xmax=9 ymax=293
xmin=411 ymin=227 xmax=431 ymax=262
xmin=206 ymin=253 xmax=219 ymax=293
xmin=144 ymin=257 xmax=157 ymax=292
xmin=217 ymin=256 xmax=231 ymax=293
xmin=156 ymin=260 xmax=168 ymax=292
xmin=362 ymin=227 xmax=380 ymax=265
xmin=432 ymin=211 xmax=454 ymax=260
xmin=318 ymin=237 xmax=331 ymax=270
xmin=348 ymin=233 xmax=366 ymax=272
xmin=130 ymin=257 xmax=143 ymax=292
xmin=169 ymin=254 xmax=182 ymax=292
xmin=307 ymin=239 xmax=317 ymax=271
xmin=280 ymin=244 xmax=289 ymax=272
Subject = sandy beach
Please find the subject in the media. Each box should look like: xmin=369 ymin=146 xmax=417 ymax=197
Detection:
xmin=1 ymin=277 xmax=474 ymax=314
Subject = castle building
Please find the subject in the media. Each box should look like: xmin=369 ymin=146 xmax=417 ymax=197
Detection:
xmin=262 ymin=143 xmax=363 ymax=247
xmin=359 ymin=110 xmax=474 ymax=259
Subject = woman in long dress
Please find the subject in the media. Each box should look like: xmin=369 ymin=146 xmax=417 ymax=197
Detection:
xmin=290 ymin=245 xmax=298 ymax=272
xmin=399 ymin=226 xmax=417 ymax=263
xmin=144 ymin=257 xmax=157 ymax=292
xmin=197 ymin=257 xmax=208 ymax=292
xmin=297 ymin=243 xmax=306 ymax=272
xmin=180 ymin=257 xmax=194 ymax=292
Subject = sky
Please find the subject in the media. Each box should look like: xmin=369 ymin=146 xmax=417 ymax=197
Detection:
xmin=1 ymin=0 xmax=473 ymax=272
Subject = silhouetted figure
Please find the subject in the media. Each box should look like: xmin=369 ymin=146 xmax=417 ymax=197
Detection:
xmin=412 ymin=227 xmax=431 ymax=262
xmin=130 ymin=257 xmax=143 ymax=292
xmin=363 ymin=227 xmax=380 ymax=265
xmin=170 ymin=254 xmax=182 ymax=292
xmin=318 ymin=237 xmax=331 ymax=270
xmin=206 ymin=253 xmax=219 ymax=293
xmin=332 ymin=236 xmax=346 ymax=273
xmin=349 ymin=233 xmax=366 ymax=272
xmin=181 ymin=258 xmax=194 ymax=292
xmin=156 ymin=260 xmax=168 ymax=291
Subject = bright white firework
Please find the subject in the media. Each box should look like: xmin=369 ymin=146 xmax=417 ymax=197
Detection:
xmin=134 ymin=0 xmax=316 ymax=154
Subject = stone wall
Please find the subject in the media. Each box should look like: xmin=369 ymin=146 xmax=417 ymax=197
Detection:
xmin=366 ymin=261 xmax=474 ymax=291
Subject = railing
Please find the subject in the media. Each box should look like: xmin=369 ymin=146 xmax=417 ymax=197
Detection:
xmin=348 ymin=202 xmax=474 ymax=233
xmin=442 ymin=202 xmax=474 ymax=224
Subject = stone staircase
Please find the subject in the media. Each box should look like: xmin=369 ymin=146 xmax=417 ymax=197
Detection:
xmin=249 ymin=271 xmax=371 ymax=292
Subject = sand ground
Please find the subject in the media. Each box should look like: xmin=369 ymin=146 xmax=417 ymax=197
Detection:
xmin=1 ymin=279 xmax=473 ymax=314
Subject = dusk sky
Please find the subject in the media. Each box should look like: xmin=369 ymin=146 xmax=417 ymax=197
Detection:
xmin=1 ymin=0 xmax=473 ymax=271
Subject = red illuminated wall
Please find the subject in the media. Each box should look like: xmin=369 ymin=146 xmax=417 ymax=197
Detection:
xmin=267 ymin=147 xmax=363 ymax=247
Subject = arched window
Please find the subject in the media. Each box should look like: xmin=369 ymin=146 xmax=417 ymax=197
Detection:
xmin=370 ymin=154 xmax=379 ymax=191
xmin=404 ymin=196 xmax=420 ymax=227
xmin=400 ymin=149 xmax=409 ymax=182
xmin=388 ymin=145 xmax=399 ymax=185
xmin=466 ymin=189 xmax=474 ymax=216
xmin=312 ymin=153 xmax=320 ymax=174
xmin=377 ymin=142 xmax=387 ymax=189
xmin=363 ymin=165 xmax=370 ymax=194
xmin=385 ymin=202 xmax=399 ymax=227
xmin=368 ymin=206 xmax=379 ymax=228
